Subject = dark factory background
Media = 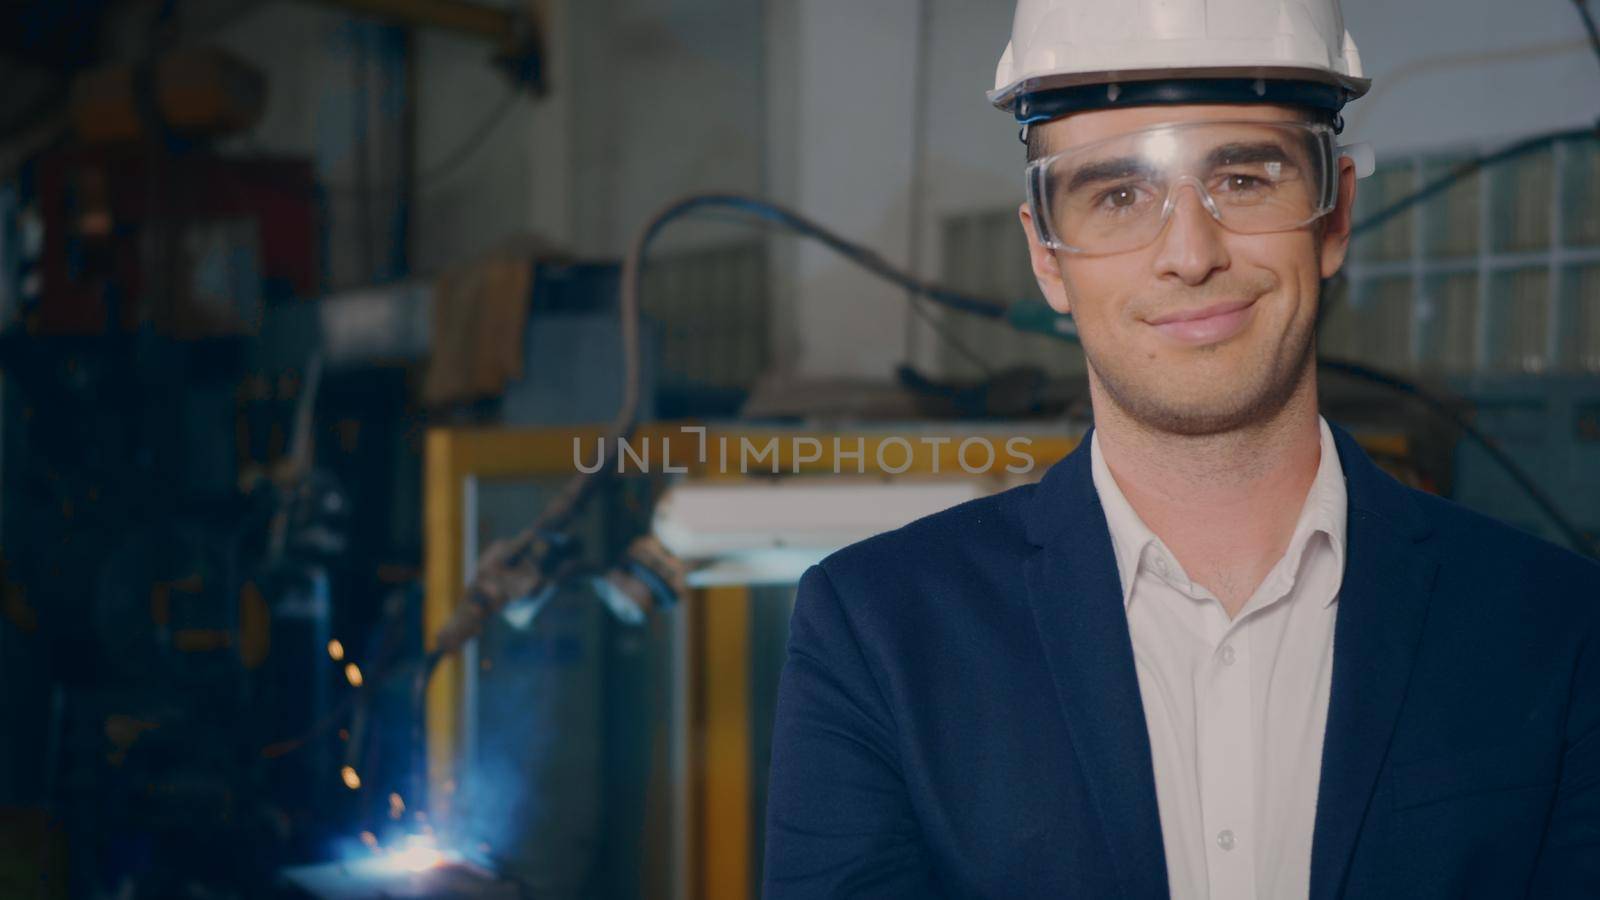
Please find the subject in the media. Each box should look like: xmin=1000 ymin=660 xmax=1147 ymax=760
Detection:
xmin=0 ymin=1 xmax=1598 ymax=898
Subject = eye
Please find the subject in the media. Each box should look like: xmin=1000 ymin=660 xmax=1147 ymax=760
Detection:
xmin=1092 ymin=183 xmax=1151 ymax=213
xmin=1220 ymin=173 xmax=1267 ymax=192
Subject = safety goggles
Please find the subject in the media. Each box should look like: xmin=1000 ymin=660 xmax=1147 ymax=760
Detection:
xmin=1025 ymin=119 xmax=1374 ymax=255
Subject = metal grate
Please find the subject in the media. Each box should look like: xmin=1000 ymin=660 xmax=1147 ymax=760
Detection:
xmin=1565 ymin=265 xmax=1600 ymax=371
xmin=1417 ymin=272 xmax=1478 ymax=372
xmin=1421 ymin=156 xmax=1479 ymax=259
xmin=1332 ymin=135 xmax=1600 ymax=374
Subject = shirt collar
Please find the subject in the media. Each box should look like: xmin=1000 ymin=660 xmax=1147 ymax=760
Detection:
xmin=1089 ymin=416 xmax=1349 ymax=608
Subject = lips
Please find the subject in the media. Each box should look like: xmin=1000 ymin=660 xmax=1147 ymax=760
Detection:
xmin=1146 ymin=298 xmax=1257 ymax=326
xmin=1145 ymin=298 xmax=1258 ymax=346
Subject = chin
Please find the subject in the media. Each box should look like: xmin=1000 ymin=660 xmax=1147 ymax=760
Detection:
xmin=1087 ymin=331 xmax=1312 ymax=433
xmin=1111 ymin=370 xmax=1294 ymax=436
xmin=1141 ymin=403 xmax=1271 ymax=437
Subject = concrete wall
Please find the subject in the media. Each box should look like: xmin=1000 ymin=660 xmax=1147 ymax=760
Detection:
xmin=766 ymin=0 xmax=923 ymax=379
xmin=410 ymin=11 xmax=571 ymax=276
xmin=569 ymin=0 xmax=767 ymax=259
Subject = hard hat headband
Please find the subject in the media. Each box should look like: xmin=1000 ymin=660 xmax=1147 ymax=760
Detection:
xmin=1014 ymin=78 xmax=1351 ymax=128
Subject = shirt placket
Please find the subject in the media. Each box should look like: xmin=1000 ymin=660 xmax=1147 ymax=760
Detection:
xmin=1197 ymin=610 xmax=1256 ymax=900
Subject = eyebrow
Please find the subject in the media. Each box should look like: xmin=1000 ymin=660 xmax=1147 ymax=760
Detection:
xmin=1204 ymin=142 xmax=1296 ymax=169
xmin=1064 ymin=156 xmax=1162 ymax=193
xmin=1061 ymin=140 xmax=1305 ymax=193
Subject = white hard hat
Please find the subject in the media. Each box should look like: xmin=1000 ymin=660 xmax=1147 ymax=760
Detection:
xmin=991 ymin=0 xmax=1370 ymax=124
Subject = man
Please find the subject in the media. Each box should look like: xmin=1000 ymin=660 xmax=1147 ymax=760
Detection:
xmin=762 ymin=1 xmax=1600 ymax=897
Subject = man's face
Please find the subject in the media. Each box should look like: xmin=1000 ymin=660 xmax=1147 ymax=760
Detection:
xmin=1018 ymin=103 xmax=1357 ymax=437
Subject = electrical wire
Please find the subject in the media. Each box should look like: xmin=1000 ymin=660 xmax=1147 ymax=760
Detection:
xmin=905 ymin=290 xmax=1000 ymax=376
xmin=1318 ymin=123 xmax=1598 ymax=330
xmin=1318 ymin=357 xmax=1598 ymax=557
xmin=1345 ymin=1 xmax=1600 ymax=239
xmin=410 ymin=88 xmax=522 ymax=189
xmin=1340 ymin=38 xmax=1593 ymax=135
xmin=682 ymin=208 xmax=1000 ymax=375
xmin=1576 ymin=0 xmax=1600 ymax=75
xmin=645 ymin=194 xmax=1012 ymax=321
xmin=903 ymin=0 xmax=937 ymax=363
xmin=1349 ymin=126 xmax=1597 ymax=237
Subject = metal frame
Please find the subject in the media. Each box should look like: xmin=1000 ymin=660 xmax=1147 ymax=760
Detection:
xmin=424 ymin=422 xmax=1086 ymax=898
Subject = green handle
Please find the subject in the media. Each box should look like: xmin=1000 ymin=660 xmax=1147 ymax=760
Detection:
xmin=1006 ymin=300 xmax=1079 ymax=342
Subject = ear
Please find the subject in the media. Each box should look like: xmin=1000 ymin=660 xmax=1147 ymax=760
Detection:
xmin=1018 ymin=202 xmax=1073 ymax=315
xmin=1319 ymin=155 xmax=1358 ymax=280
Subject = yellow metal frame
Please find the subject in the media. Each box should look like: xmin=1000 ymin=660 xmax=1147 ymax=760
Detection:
xmin=424 ymin=422 xmax=1083 ymax=898
xmin=423 ymin=421 xmax=1408 ymax=899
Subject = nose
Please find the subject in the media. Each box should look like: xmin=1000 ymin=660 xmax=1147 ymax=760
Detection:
xmin=1151 ymin=179 xmax=1230 ymax=286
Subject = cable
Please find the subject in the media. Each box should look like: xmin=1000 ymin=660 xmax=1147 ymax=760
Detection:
xmin=647 ymin=194 xmax=1012 ymax=320
xmin=426 ymin=193 xmax=1012 ymax=660
xmin=411 ymin=89 xmax=521 ymax=188
xmin=1317 ymin=123 xmax=1598 ymax=330
xmin=905 ymin=291 xmax=999 ymax=375
xmin=1343 ymin=1 xmax=1600 ymax=140
xmin=1350 ymin=126 xmax=1595 ymax=237
xmin=1340 ymin=38 xmax=1593 ymax=136
xmin=1318 ymin=357 xmax=1598 ymax=557
xmin=682 ymin=207 xmax=999 ymax=375
xmin=1576 ymin=0 xmax=1600 ymax=75
xmin=904 ymin=0 xmax=935 ymax=361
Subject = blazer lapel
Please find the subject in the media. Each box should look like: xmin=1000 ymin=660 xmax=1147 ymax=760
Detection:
xmin=1023 ymin=430 xmax=1169 ymax=900
xmin=1309 ymin=424 xmax=1439 ymax=900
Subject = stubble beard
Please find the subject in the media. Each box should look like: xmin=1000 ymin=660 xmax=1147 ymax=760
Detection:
xmin=1084 ymin=311 xmax=1319 ymax=438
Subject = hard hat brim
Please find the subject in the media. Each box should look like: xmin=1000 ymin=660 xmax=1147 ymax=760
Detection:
xmin=989 ymin=66 xmax=1371 ymax=118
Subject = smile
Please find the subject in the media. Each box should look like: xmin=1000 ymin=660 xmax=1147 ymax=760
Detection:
xmin=1145 ymin=298 xmax=1258 ymax=346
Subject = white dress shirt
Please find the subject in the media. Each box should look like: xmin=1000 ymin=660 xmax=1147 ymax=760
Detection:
xmin=1089 ymin=416 xmax=1348 ymax=900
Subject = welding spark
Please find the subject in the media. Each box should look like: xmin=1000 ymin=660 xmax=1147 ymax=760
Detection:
xmin=327 ymin=639 xmax=345 ymax=661
xmin=340 ymin=765 xmax=362 ymax=790
xmin=390 ymin=834 xmax=446 ymax=873
xmin=344 ymin=662 xmax=364 ymax=687
xmin=388 ymin=792 xmax=405 ymax=819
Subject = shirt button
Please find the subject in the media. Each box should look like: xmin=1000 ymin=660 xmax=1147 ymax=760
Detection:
xmin=1217 ymin=829 xmax=1236 ymax=851
xmin=1152 ymin=555 xmax=1170 ymax=577
xmin=1219 ymin=645 xmax=1237 ymax=666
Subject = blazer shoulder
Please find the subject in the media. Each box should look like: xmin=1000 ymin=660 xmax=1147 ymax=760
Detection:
xmin=1406 ymin=485 xmax=1600 ymax=614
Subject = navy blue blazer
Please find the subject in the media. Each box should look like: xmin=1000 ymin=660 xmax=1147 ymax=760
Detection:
xmin=763 ymin=422 xmax=1600 ymax=899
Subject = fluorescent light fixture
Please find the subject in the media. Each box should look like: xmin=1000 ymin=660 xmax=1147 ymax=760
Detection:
xmin=652 ymin=480 xmax=986 ymax=585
